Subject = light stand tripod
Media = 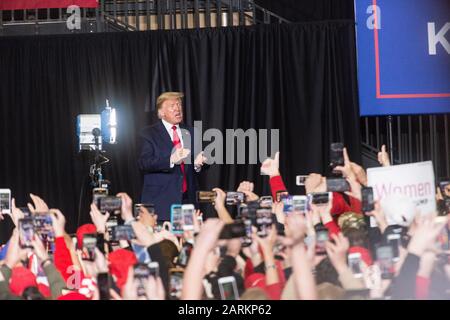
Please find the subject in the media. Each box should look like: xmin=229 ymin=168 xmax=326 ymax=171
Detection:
xmin=90 ymin=128 xmax=110 ymax=188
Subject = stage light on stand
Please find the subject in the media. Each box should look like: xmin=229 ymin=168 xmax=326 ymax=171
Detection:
xmin=101 ymin=99 xmax=117 ymax=145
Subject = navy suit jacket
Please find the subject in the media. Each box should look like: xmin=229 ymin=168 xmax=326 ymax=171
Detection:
xmin=138 ymin=120 xmax=198 ymax=220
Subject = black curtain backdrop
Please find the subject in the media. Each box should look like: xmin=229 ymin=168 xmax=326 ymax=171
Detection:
xmin=0 ymin=22 xmax=361 ymax=238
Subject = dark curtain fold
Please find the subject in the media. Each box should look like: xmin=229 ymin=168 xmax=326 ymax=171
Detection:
xmin=0 ymin=22 xmax=361 ymax=238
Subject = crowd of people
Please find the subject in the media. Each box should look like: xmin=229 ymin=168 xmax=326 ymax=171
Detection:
xmin=0 ymin=145 xmax=449 ymax=300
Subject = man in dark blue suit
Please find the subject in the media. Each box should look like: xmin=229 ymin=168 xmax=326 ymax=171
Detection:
xmin=138 ymin=92 xmax=207 ymax=221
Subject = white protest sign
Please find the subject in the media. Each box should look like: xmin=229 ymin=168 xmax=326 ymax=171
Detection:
xmin=367 ymin=161 xmax=436 ymax=225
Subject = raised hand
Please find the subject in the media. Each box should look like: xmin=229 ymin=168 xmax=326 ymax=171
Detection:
xmin=50 ymin=209 xmax=66 ymax=238
xmin=350 ymin=162 xmax=368 ymax=186
xmin=237 ymin=181 xmax=259 ymax=202
xmin=305 ymin=173 xmax=326 ymax=194
xmin=193 ymin=218 xmax=225 ymax=253
xmin=260 ymin=152 xmax=280 ymax=177
xmin=31 ymin=236 xmax=50 ymax=262
xmin=117 ymin=192 xmax=134 ymax=223
xmin=5 ymin=230 xmax=28 ymax=269
xmin=131 ymin=220 xmax=157 ymax=248
xmin=377 ymin=144 xmax=391 ymax=167
xmin=365 ymin=201 xmax=387 ymax=233
xmin=144 ymin=275 xmax=165 ymax=300
xmin=334 ymin=148 xmax=356 ymax=180
xmin=212 ymin=187 xmax=226 ymax=209
xmin=170 ymin=148 xmax=191 ymax=165
xmin=325 ymin=233 xmax=350 ymax=274
xmin=194 ymin=151 xmax=208 ymax=167
xmin=237 ymin=181 xmax=254 ymax=193
xmin=10 ymin=198 xmax=24 ymax=227
xmin=284 ymin=214 xmax=308 ymax=247
xmin=408 ymin=215 xmax=448 ymax=256
xmin=27 ymin=193 xmax=50 ymax=214
xmin=89 ymin=203 xmax=109 ymax=234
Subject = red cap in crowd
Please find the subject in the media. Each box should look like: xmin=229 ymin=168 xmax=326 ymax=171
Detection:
xmin=108 ymin=249 xmax=137 ymax=290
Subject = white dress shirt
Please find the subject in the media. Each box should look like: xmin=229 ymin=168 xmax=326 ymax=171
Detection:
xmin=161 ymin=119 xmax=184 ymax=148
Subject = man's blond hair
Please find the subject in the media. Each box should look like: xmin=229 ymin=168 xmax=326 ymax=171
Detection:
xmin=156 ymin=92 xmax=184 ymax=118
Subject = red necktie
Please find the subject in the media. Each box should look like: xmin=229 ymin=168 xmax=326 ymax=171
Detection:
xmin=172 ymin=125 xmax=187 ymax=193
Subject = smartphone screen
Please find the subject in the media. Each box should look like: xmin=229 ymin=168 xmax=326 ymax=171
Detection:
xmin=387 ymin=234 xmax=401 ymax=261
xmin=241 ymin=219 xmax=253 ymax=247
xmin=219 ymin=221 xmax=246 ymax=239
xmin=0 ymin=189 xmax=11 ymax=214
xmin=97 ymin=196 xmax=122 ymax=215
xmin=33 ymin=212 xmax=55 ymax=253
xmin=218 ymin=277 xmax=239 ymax=300
xmin=177 ymin=242 xmax=193 ymax=267
xmin=171 ymin=205 xmax=183 ymax=234
xmin=315 ymin=229 xmax=329 ymax=255
xmin=348 ymin=253 xmax=363 ymax=278
xmin=197 ymin=191 xmax=217 ymax=203
xmin=309 ymin=192 xmax=332 ymax=206
xmin=105 ymin=215 xmax=118 ymax=243
xmin=134 ymin=263 xmax=151 ymax=297
xmin=182 ymin=204 xmax=195 ymax=231
xmin=439 ymin=180 xmax=450 ymax=198
xmin=169 ymin=271 xmax=184 ymax=300
xmin=92 ymin=187 xmax=108 ymax=205
xmin=330 ymin=143 xmax=345 ymax=170
xmin=148 ymin=262 xmax=160 ymax=278
xmin=97 ymin=273 xmax=111 ymax=300
xmin=362 ymin=187 xmax=375 ymax=212
xmin=225 ymin=192 xmax=245 ymax=205
xmin=112 ymin=225 xmax=136 ymax=242
xmin=256 ymin=208 xmax=273 ymax=238
xmin=19 ymin=218 xmax=35 ymax=248
xmin=376 ymin=245 xmax=395 ymax=279
xmin=259 ymin=196 xmax=273 ymax=208
xmin=296 ymin=175 xmax=308 ymax=186
xmin=292 ymin=195 xmax=308 ymax=213
xmin=281 ymin=195 xmax=293 ymax=215
xmin=82 ymin=234 xmax=97 ymax=261
xmin=326 ymin=178 xmax=350 ymax=193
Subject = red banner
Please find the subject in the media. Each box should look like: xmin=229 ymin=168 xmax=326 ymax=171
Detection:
xmin=0 ymin=0 xmax=98 ymax=10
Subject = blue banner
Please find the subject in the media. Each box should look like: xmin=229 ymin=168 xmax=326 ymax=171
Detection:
xmin=355 ymin=0 xmax=450 ymax=116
